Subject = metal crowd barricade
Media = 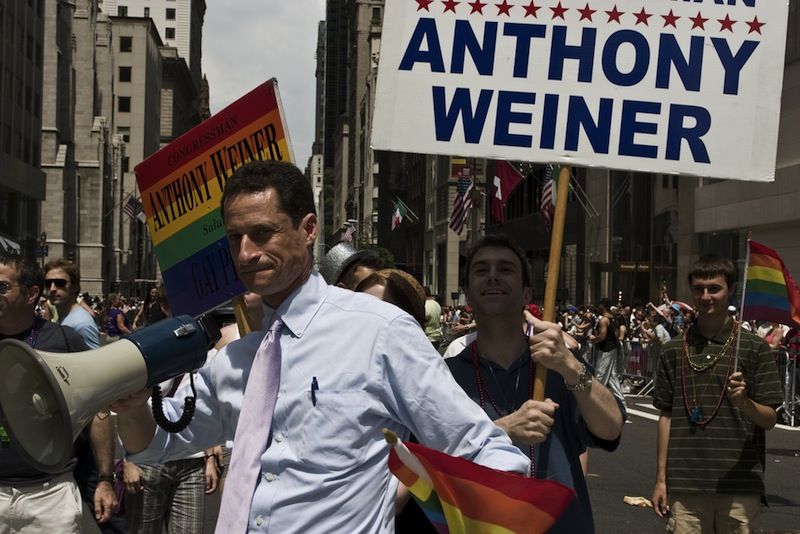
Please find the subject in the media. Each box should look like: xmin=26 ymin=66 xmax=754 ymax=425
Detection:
xmin=624 ymin=342 xmax=659 ymax=397
xmin=774 ymin=346 xmax=799 ymax=427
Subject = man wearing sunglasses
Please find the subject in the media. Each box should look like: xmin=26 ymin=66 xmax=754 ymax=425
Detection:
xmin=44 ymin=258 xmax=101 ymax=349
xmin=0 ymin=252 xmax=118 ymax=532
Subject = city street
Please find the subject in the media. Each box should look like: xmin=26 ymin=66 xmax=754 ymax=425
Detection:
xmin=588 ymin=396 xmax=800 ymax=533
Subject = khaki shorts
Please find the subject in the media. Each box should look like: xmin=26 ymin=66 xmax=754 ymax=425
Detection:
xmin=0 ymin=472 xmax=100 ymax=534
xmin=667 ymin=493 xmax=761 ymax=534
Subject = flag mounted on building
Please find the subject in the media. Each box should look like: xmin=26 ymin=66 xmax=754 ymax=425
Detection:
xmin=391 ymin=198 xmax=418 ymax=231
xmin=449 ymin=176 xmax=474 ymax=235
xmin=491 ymin=161 xmax=524 ymax=224
xmin=540 ymin=165 xmax=557 ymax=231
xmin=741 ymin=240 xmax=800 ymax=327
xmin=385 ymin=430 xmax=574 ymax=533
xmin=343 ymin=223 xmax=357 ymax=243
xmin=123 ymin=195 xmax=147 ymax=223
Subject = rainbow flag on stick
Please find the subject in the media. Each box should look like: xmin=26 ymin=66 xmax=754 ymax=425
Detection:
xmin=741 ymin=240 xmax=800 ymax=327
xmin=384 ymin=430 xmax=575 ymax=534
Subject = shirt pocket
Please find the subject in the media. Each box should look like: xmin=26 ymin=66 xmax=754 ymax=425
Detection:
xmin=298 ymin=390 xmax=371 ymax=471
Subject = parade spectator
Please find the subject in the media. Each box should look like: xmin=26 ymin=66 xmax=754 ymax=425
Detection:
xmin=111 ymin=160 xmax=528 ymax=533
xmin=446 ymin=235 xmax=625 ymax=533
xmin=355 ymin=268 xmax=426 ymax=326
xmin=0 ymin=252 xmax=117 ymax=532
xmin=45 ymin=258 xmax=101 ymax=349
xmin=590 ymin=298 xmax=625 ymax=406
xmin=651 ymin=254 xmax=783 ymax=531
xmin=318 ymin=242 xmax=383 ymax=290
xmin=423 ymin=286 xmax=443 ymax=349
xmin=102 ymin=293 xmax=132 ymax=340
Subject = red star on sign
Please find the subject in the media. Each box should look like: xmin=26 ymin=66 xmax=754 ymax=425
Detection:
xmin=661 ymin=9 xmax=680 ymax=28
xmin=416 ymin=0 xmax=434 ymax=11
xmin=718 ymin=14 xmax=736 ymax=32
xmin=689 ymin=12 xmax=708 ymax=30
xmin=577 ymin=3 xmax=596 ymax=21
xmin=522 ymin=0 xmax=540 ymax=17
xmin=605 ymin=5 xmax=624 ymax=23
xmin=550 ymin=1 xmax=568 ymax=20
xmin=633 ymin=8 xmax=652 ymax=26
xmin=495 ymin=0 xmax=513 ymax=16
xmin=746 ymin=16 xmax=765 ymax=35
xmin=468 ymin=0 xmax=486 ymax=14
xmin=442 ymin=0 xmax=460 ymax=13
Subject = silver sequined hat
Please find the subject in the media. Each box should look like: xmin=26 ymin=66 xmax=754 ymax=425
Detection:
xmin=318 ymin=242 xmax=368 ymax=285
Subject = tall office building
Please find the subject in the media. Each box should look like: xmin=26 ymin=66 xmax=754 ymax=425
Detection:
xmin=0 ymin=0 xmax=45 ymax=256
xmin=102 ymin=0 xmax=205 ymax=89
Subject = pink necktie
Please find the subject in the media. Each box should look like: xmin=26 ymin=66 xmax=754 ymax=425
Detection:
xmin=216 ymin=316 xmax=282 ymax=533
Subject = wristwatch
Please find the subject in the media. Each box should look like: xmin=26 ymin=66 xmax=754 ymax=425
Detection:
xmin=98 ymin=473 xmax=116 ymax=484
xmin=565 ymin=362 xmax=593 ymax=392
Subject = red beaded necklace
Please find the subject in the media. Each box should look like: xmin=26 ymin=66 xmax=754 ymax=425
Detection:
xmin=470 ymin=342 xmax=536 ymax=478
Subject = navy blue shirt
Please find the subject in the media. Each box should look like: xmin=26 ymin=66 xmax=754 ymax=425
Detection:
xmin=447 ymin=343 xmax=624 ymax=533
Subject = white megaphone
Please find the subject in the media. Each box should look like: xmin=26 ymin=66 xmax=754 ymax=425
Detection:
xmin=0 ymin=315 xmax=219 ymax=474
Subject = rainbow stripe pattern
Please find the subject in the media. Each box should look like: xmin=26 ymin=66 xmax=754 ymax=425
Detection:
xmin=134 ymin=80 xmax=293 ymax=317
xmin=387 ymin=434 xmax=574 ymax=533
xmin=742 ymin=240 xmax=800 ymax=327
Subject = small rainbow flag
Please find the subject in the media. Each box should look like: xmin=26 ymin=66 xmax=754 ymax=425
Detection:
xmin=385 ymin=430 xmax=574 ymax=534
xmin=741 ymin=240 xmax=800 ymax=327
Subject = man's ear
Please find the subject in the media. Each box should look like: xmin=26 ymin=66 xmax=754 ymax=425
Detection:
xmin=522 ymin=286 xmax=533 ymax=308
xmin=302 ymin=213 xmax=318 ymax=246
xmin=24 ymin=284 xmax=41 ymax=306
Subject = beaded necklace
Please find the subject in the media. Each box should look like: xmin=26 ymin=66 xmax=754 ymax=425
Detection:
xmin=26 ymin=317 xmax=41 ymax=348
xmin=470 ymin=342 xmax=536 ymax=478
xmin=680 ymin=320 xmax=738 ymax=427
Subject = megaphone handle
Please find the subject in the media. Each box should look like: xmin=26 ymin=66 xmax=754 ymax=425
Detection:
xmin=151 ymin=373 xmax=196 ymax=433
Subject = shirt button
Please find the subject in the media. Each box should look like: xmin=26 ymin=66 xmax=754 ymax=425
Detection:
xmin=264 ymin=472 xmax=276 ymax=482
xmin=274 ymin=432 xmax=284 ymax=442
xmin=255 ymin=516 xmax=264 ymax=526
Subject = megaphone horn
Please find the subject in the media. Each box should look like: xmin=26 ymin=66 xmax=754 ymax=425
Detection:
xmin=0 ymin=315 xmax=219 ymax=474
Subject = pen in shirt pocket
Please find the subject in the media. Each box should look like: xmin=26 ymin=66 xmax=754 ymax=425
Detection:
xmin=311 ymin=376 xmax=319 ymax=406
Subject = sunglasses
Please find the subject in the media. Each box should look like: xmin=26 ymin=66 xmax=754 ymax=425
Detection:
xmin=46 ymin=278 xmax=69 ymax=289
xmin=0 ymin=281 xmax=23 ymax=295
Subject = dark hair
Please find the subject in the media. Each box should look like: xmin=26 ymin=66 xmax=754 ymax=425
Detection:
xmin=688 ymin=254 xmax=737 ymax=289
xmin=355 ymin=269 xmax=426 ymax=326
xmin=464 ymin=234 xmax=531 ymax=289
xmin=44 ymin=258 xmax=81 ymax=293
xmin=220 ymin=160 xmax=316 ymax=226
xmin=340 ymin=250 xmax=384 ymax=288
xmin=0 ymin=251 xmax=44 ymax=295
xmin=598 ymin=298 xmax=612 ymax=312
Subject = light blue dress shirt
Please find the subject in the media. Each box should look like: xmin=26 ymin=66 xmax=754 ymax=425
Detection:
xmin=129 ymin=272 xmax=529 ymax=533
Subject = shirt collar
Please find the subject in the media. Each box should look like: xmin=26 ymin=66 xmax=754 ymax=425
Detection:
xmin=261 ymin=271 xmax=327 ymax=338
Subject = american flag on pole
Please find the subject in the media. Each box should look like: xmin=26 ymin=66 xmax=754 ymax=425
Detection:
xmin=540 ymin=165 xmax=556 ymax=232
xmin=448 ymin=176 xmax=474 ymax=235
xmin=123 ymin=195 xmax=146 ymax=223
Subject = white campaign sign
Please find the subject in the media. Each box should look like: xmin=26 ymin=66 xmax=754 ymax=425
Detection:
xmin=371 ymin=0 xmax=789 ymax=182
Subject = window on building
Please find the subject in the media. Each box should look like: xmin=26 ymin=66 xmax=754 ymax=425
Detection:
xmin=166 ymin=8 xmax=176 ymax=20
xmin=372 ymin=7 xmax=381 ymax=21
xmin=122 ymin=157 xmax=130 ymax=173
xmin=120 ymin=36 xmax=132 ymax=52
xmin=118 ymin=96 xmax=131 ymax=113
xmin=117 ymin=127 xmax=130 ymax=142
xmin=117 ymin=5 xmax=128 ymax=16
xmin=143 ymin=7 xmax=150 ymax=17
xmin=119 ymin=66 xmax=131 ymax=82
xmin=165 ymin=27 xmax=175 ymax=39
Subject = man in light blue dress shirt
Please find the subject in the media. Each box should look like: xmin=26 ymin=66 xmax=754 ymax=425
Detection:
xmin=113 ymin=161 xmax=529 ymax=533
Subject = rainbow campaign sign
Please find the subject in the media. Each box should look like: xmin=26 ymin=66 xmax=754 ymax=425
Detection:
xmin=371 ymin=0 xmax=789 ymax=182
xmin=134 ymin=80 xmax=294 ymax=317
